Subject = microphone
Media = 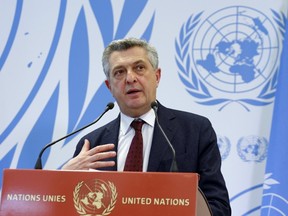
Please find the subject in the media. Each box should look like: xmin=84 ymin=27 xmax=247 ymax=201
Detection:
xmin=34 ymin=102 xmax=115 ymax=169
xmin=151 ymin=101 xmax=178 ymax=172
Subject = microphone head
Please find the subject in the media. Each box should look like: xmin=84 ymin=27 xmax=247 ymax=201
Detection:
xmin=107 ymin=102 xmax=115 ymax=110
xmin=151 ymin=101 xmax=158 ymax=110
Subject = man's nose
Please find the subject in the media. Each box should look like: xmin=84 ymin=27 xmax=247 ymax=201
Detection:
xmin=126 ymin=70 xmax=137 ymax=83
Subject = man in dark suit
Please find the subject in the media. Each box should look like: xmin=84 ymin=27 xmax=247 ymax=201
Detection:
xmin=62 ymin=38 xmax=231 ymax=215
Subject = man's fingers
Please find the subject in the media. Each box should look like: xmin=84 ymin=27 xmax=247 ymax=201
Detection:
xmin=90 ymin=161 xmax=116 ymax=169
xmin=80 ymin=139 xmax=90 ymax=153
xmin=89 ymin=151 xmax=116 ymax=162
xmin=66 ymin=141 xmax=116 ymax=170
xmin=88 ymin=143 xmax=115 ymax=155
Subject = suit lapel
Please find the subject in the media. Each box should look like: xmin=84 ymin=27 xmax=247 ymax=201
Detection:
xmin=147 ymin=103 xmax=177 ymax=172
xmin=100 ymin=116 xmax=120 ymax=171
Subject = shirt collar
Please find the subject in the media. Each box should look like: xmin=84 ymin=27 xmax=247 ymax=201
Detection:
xmin=120 ymin=109 xmax=155 ymax=135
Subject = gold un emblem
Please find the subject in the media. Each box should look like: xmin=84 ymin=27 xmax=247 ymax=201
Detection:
xmin=73 ymin=179 xmax=117 ymax=215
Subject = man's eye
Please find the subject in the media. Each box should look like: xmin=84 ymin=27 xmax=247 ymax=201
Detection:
xmin=114 ymin=70 xmax=124 ymax=77
xmin=136 ymin=65 xmax=145 ymax=71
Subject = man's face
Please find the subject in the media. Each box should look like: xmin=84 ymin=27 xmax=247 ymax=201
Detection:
xmin=105 ymin=46 xmax=161 ymax=117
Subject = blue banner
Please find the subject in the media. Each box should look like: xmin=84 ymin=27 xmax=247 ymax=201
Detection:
xmin=261 ymin=16 xmax=288 ymax=215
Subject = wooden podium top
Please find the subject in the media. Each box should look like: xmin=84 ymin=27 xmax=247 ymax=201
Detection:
xmin=0 ymin=169 xmax=211 ymax=216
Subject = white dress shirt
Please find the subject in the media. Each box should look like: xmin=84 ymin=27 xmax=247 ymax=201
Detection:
xmin=117 ymin=109 xmax=155 ymax=172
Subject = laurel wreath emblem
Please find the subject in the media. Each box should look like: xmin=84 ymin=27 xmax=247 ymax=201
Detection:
xmin=73 ymin=180 xmax=118 ymax=216
xmin=175 ymin=10 xmax=286 ymax=111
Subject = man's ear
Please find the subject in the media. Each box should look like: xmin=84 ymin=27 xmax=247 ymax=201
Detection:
xmin=105 ymin=79 xmax=111 ymax=90
xmin=155 ymin=68 xmax=161 ymax=87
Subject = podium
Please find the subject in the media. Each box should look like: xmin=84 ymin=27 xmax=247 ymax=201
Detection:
xmin=0 ymin=169 xmax=212 ymax=216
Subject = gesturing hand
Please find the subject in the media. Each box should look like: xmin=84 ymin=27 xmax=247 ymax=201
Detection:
xmin=62 ymin=139 xmax=116 ymax=170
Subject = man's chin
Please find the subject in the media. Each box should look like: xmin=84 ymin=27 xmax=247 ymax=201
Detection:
xmin=126 ymin=98 xmax=145 ymax=107
xmin=123 ymin=102 xmax=150 ymax=116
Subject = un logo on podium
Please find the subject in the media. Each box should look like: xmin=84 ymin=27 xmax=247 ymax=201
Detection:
xmin=175 ymin=6 xmax=285 ymax=111
xmin=74 ymin=179 xmax=117 ymax=215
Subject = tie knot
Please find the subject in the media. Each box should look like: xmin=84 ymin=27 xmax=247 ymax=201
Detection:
xmin=131 ymin=119 xmax=144 ymax=131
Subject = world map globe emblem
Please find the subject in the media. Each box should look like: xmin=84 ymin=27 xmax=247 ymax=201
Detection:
xmin=73 ymin=179 xmax=117 ymax=215
xmin=191 ymin=6 xmax=280 ymax=93
xmin=237 ymin=135 xmax=268 ymax=162
xmin=261 ymin=192 xmax=288 ymax=215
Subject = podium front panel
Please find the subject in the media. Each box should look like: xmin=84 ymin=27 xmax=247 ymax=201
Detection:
xmin=0 ymin=169 xmax=198 ymax=216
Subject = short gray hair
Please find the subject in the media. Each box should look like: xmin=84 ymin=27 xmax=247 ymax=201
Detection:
xmin=102 ymin=38 xmax=159 ymax=78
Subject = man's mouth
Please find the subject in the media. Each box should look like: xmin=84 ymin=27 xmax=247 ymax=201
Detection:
xmin=127 ymin=89 xmax=141 ymax=94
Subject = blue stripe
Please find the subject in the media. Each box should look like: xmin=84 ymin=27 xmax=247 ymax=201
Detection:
xmin=0 ymin=0 xmax=22 ymax=70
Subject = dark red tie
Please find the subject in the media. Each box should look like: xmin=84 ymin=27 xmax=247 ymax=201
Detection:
xmin=124 ymin=119 xmax=144 ymax=171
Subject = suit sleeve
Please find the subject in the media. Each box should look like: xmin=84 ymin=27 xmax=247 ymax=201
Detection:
xmin=197 ymin=117 xmax=231 ymax=215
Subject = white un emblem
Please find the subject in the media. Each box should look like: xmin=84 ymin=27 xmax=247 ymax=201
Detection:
xmin=175 ymin=6 xmax=284 ymax=110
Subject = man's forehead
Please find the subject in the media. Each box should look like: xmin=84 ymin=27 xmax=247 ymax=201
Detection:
xmin=109 ymin=48 xmax=149 ymax=66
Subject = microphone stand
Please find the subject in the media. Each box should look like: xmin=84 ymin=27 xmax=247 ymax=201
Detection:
xmin=151 ymin=101 xmax=178 ymax=172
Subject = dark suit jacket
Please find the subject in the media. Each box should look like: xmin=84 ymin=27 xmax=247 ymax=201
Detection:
xmin=73 ymin=102 xmax=231 ymax=215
